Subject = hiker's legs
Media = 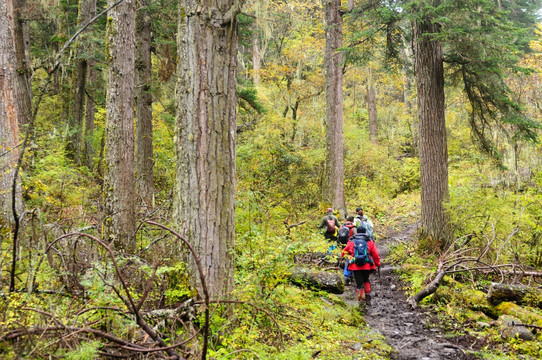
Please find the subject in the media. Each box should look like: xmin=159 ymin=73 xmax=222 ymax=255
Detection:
xmin=353 ymin=271 xmax=365 ymax=300
xmin=360 ymin=270 xmax=372 ymax=304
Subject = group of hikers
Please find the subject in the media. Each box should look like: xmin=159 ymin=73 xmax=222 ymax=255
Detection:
xmin=318 ymin=207 xmax=381 ymax=304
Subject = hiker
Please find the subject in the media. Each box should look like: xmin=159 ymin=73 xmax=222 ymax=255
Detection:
xmin=342 ymin=223 xmax=381 ymax=304
xmin=353 ymin=206 xmax=374 ymax=239
xmin=318 ymin=207 xmax=340 ymax=242
xmin=337 ymin=215 xmax=356 ymax=247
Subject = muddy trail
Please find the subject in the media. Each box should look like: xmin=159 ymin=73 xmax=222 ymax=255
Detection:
xmin=338 ymin=224 xmax=478 ymax=360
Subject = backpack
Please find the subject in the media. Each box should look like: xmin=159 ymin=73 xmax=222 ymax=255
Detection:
xmin=337 ymin=226 xmax=351 ymax=245
xmin=355 ymin=216 xmax=374 ymax=239
xmin=337 ymin=222 xmax=355 ymax=245
xmin=325 ymin=217 xmax=335 ymax=234
xmin=353 ymin=235 xmax=373 ymax=266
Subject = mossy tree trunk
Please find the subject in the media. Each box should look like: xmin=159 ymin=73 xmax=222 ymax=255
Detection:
xmin=0 ymin=0 xmax=23 ymax=226
xmin=175 ymin=0 xmax=241 ymax=298
xmin=323 ymin=0 xmax=345 ymax=215
xmin=104 ymin=0 xmax=136 ymax=252
xmin=135 ymin=0 xmax=154 ymax=208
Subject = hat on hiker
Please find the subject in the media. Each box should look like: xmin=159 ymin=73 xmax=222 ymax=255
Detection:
xmin=357 ymin=223 xmax=367 ymax=234
xmin=356 ymin=206 xmax=363 ymax=212
xmin=326 ymin=207 xmax=333 ymax=213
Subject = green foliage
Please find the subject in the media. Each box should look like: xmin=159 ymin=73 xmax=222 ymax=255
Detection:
xmin=63 ymin=341 xmax=101 ymax=360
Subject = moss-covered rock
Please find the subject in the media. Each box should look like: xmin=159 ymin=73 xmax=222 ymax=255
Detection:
xmin=497 ymin=315 xmax=535 ymax=341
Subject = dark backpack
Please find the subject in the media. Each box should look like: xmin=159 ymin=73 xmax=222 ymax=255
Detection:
xmin=325 ymin=217 xmax=335 ymax=234
xmin=353 ymin=235 xmax=373 ymax=266
xmin=337 ymin=226 xmax=350 ymax=245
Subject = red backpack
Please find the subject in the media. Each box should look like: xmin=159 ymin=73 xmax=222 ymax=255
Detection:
xmin=325 ymin=217 xmax=335 ymax=233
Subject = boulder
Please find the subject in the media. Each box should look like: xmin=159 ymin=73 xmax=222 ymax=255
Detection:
xmin=498 ymin=315 xmax=535 ymax=341
xmin=488 ymin=282 xmax=529 ymax=305
xmin=289 ymin=266 xmax=344 ymax=294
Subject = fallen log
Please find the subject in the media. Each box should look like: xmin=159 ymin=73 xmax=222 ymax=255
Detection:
xmin=289 ymin=266 xmax=344 ymax=294
xmin=407 ymin=266 xmax=446 ymax=309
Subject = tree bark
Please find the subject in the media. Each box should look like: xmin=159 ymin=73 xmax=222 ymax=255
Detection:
xmin=412 ymin=15 xmax=450 ymax=244
xmin=175 ymin=0 xmax=240 ymax=298
xmin=367 ymin=68 xmax=378 ymax=143
xmin=0 ymin=0 xmax=23 ymax=226
xmin=135 ymin=0 xmax=154 ymax=208
xmin=323 ymin=0 xmax=345 ymax=215
xmin=13 ymin=0 xmax=31 ymax=129
xmin=104 ymin=0 xmax=136 ymax=252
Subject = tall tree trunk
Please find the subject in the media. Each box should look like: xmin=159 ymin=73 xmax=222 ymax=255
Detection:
xmin=13 ymin=0 xmax=31 ymax=129
xmin=83 ymin=0 xmax=97 ymax=170
xmin=0 ymin=0 xmax=23 ymax=226
xmin=367 ymin=68 xmax=378 ymax=143
xmin=175 ymin=0 xmax=240 ymax=298
xmin=135 ymin=0 xmax=154 ymax=208
xmin=104 ymin=0 xmax=136 ymax=252
xmin=83 ymin=60 xmax=96 ymax=170
xmin=412 ymin=17 xmax=450 ymax=244
xmin=323 ymin=0 xmax=345 ymax=215
xmin=68 ymin=0 xmax=96 ymax=163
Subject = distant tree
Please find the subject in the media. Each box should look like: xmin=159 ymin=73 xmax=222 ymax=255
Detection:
xmin=367 ymin=67 xmax=378 ymax=142
xmin=0 ymin=0 xmax=23 ymax=226
xmin=174 ymin=0 xmax=242 ymax=298
xmin=81 ymin=0 xmax=97 ymax=170
xmin=135 ymin=0 xmax=154 ymax=208
xmin=104 ymin=0 xmax=136 ymax=251
xmin=323 ymin=0 xmax=346 ymax=214
xmin=67 ymin=0 xmax=96 ymax=164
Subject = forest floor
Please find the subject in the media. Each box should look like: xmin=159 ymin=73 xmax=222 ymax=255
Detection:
xmin=337 ymin=223 xmax=482 ymax=359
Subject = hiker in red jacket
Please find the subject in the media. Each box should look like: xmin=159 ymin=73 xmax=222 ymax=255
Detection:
xmin=342 ymin=223 xmax=381 ymax=304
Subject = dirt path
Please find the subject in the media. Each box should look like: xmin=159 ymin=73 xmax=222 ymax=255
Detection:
xmin=339 ymin=224 xmax=477 ymax=359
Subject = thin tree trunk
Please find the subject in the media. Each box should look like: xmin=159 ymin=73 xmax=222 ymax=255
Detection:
xmin=367 ymin=68 xmax=378 ymax=143
xmin=412 ymin=16 xmax=450 ymax=244
xmin=252 ymin=33 xmax=261 ymax=86
xmin=0 ymin=0 xmax=22 ymax=226
xmin=401 ymin=46 xmax=417 ymax=157
xmin=83 ymin=0 xmax=97 ymax=170
xmin=83 ymin=60 xmax=96 ymax=170
xmin=13 ymin=0 xmax=31 ymax=129
xmin=135 ymin=0 xmax=154 ymax=208
xmin=68 ymin=0 xmax=97 ymax=164
xmin=323 ymin=0 xmax=345 ymax=215
xmin=175 ymin=0 xmax=240 ymax=299
xmin=104 ymin=0 xmax=136 ymax=252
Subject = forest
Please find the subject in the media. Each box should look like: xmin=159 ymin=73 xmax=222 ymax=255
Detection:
xmin=1 ymin=0 xmax=542 ymax=359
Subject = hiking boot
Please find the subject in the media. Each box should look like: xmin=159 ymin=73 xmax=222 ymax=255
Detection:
xmin=356 ymin=289 xmax=365 ymax=301
xmin=365 ymin=293 xmax=371 ymax=305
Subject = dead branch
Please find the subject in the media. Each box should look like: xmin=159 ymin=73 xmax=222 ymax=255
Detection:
xmin=40 ymin=233 xmax=183 ymax=360
xmin=144 ymin=221 xmax=210 ymax=360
